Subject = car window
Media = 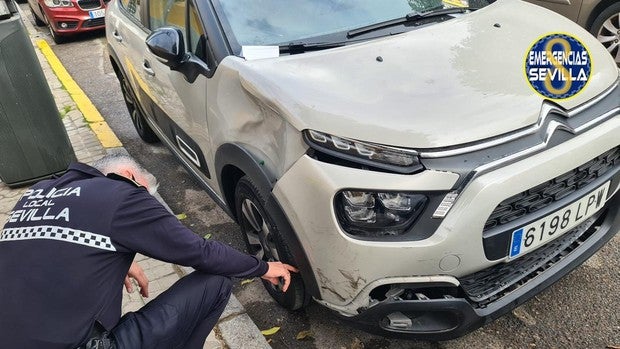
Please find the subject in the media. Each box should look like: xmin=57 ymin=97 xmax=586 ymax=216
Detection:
xmin=215 ymin=0 xmax=493 ymax=47
xmin=119 ymin=0 xmax=141 ymax=21
xmin=188 ymin=1 xmax=207 ymax=62
xmin=150 ymin=0 xmax=186 ymax=31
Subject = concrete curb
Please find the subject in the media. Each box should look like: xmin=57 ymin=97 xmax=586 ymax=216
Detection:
xmin=36 ymin=39 xmax=122 ymax=148
xmin=14 ymin=6 xmax=271 ymax=349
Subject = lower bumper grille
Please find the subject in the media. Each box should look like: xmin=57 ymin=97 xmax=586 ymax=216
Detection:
xmin=484 ymin=147 xmax=620 ymax=231
xmin=460 ymin=211 xmax=605 ymax=306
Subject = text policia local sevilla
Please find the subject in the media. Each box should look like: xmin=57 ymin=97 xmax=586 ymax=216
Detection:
xmin=6 ymin=187 xmax=82 ymax=223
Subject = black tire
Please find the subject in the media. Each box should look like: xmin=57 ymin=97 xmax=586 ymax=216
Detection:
xmin=235 ymin=176 xmax=308 ymax=310
xmin=30 ymin=6 xmax=45 ymax=27
xmin=589 ymin=3 xmax=620 ymax=65
xmin=42 ymin=12 xmax=65 ymax=44
xmin=117 ymin=71 xmax=159 ymax=143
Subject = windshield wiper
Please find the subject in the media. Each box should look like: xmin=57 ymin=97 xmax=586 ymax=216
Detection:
xmin=347 ymin=6 xmax=477 ymax=39
xmin=279 ymin=42 xmax=346 ymax=54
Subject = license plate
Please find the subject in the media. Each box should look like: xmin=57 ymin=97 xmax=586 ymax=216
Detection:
xmin=509 ymin=181 xmax=610 ymax=259
xmin=89 ymin=9 xmax=105 ymax=19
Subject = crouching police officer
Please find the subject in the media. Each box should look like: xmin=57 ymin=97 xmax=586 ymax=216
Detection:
xmin=0 ymin=154 xmax=297 ymax=349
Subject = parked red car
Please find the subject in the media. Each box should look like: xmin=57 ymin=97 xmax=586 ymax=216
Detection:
xmin=28 ymin=0 xmax=108 ymax=43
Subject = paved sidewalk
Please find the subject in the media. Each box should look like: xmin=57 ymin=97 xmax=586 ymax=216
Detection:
xmin=0 ymin=11 xmax=271 ymax=349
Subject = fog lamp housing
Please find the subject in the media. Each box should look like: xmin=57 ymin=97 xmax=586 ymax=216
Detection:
xmin=335 ymin=190 xmax=427 ymax=238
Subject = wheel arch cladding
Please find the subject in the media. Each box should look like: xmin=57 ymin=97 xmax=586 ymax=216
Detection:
xmin=214 ymin=142 xmax=321 ymax=299
xmin=586 ymin=0 xmax=618 ymax=30
xmin=108 ymin=44 xmax=123 ymax=79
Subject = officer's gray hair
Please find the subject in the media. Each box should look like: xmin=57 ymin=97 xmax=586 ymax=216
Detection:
xmin=92 ymin=154 xmax=159 ymax=194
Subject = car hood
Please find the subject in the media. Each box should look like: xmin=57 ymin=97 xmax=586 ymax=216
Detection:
xmin=233 ymin=0 xmax=618 ymax=149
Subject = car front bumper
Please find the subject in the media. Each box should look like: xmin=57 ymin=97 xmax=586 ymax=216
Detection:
xmin=340 ymin=193 xmax=620 ymax=339
xmin=43 ymin=5 xmax=105 ymax=33
xmin=272 ymin=102 xmax=620 ymax=337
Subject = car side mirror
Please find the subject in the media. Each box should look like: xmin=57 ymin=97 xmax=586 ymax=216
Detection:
xmin=146 ymin=27 xmax=185 ymax=67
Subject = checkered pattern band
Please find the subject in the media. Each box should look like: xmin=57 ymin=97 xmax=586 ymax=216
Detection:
xmin=0 ymin=226 xmax=116 ymax=251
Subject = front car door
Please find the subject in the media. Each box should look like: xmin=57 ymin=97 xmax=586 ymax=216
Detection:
xmin=145 ymin=0 xmax=215 ymax=184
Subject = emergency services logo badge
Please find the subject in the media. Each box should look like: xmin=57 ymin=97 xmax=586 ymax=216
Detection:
xmin=525 ymin=33 xmax=591 ymax=100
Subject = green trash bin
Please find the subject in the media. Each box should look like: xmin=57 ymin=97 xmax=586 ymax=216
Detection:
xmin=0 ymin=0 xmax=76 ymax=188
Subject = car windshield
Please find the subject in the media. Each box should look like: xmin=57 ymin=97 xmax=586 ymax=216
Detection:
xmin=214 ymin=0 xmax=493 ymax=48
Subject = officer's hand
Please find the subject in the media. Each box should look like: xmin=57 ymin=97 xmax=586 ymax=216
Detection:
xmin=261 ymin=261 xmax=298 ymax=292
xmin=125 ymin=262 xmax=149 ymax=297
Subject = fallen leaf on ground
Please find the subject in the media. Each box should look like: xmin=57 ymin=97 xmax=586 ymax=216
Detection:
xmin=175 ymin=213 xmax=187 ymax=220
xmin=296 ymin=330 xmax=313 ymax=340
xmin=261 ymin=326 xmax=280 ymax=336
xmin=350 ymin=337 xmax=364 ymax=349
xmin=240 ymin=278 xmax=254 ymax=285
xmin=203 ymin=233 xmax=212 ymax=239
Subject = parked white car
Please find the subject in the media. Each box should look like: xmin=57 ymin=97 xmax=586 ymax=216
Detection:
xmin=106 ymin=0 xmax=620 ymax=339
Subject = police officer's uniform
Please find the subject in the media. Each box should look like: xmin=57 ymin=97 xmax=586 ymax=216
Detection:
xmin=0 ymin=163 xmax=268 ymax=348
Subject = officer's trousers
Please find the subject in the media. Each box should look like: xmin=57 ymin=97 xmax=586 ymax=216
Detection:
xmin=110 ymin=272 xmax=232 ymax=349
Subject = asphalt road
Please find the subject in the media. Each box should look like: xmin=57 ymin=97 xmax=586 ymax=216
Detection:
xmin=22 ymin=8 xmax=620 ymax=348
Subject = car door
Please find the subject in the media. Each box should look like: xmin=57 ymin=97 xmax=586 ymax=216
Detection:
xmin=145 ymin=0 xmax=213 ymax=183
xmin=524 ymin=0 xmax=583 ymax=22
xmin=107 ymin=0 xmax=156 ymax=124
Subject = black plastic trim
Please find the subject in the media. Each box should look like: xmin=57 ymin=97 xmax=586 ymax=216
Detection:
xmin=214 ymin=143 xmax=321 ymax=299
xmin=342 ymin=192 xmax=620 ymax=340
xmin=201 ymin=0 xmax=232 ymax=63
xmin=483 ymin=166 xmax=619 ymax=260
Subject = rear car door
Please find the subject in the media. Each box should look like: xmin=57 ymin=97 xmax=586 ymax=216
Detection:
xmin=524 ymin=0 xmax=584 ymax=22
xmin=107 ymin=0 xmax=151 ymax=113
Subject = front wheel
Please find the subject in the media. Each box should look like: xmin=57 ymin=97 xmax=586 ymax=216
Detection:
xmin=43 ymin=13 xmax=65 ymax=44
xmin=30 ymin=7 xmax=45 ymax=26
xmin=590 ymin=3 xmax=620 ymax=65
xmin=235 ymin=176 xmax=308 ymax=310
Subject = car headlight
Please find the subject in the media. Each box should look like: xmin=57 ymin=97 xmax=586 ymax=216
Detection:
xmin=335 ymin=190 xmax=428 ymax=238
xmin=303 ymin=129 xmax=423 ymax=174
xmin=44 ymin=0 xmax=73 ymax=7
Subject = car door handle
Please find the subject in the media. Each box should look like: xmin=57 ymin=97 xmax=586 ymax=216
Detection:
xmin=112 ymin=30 xmax=122 ymax=42
xmin=143 ymin=60 xmax=155 ymax=76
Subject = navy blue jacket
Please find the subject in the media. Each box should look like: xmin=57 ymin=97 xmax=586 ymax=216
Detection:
xmin=0 ymin=163 xmax=268 ymax=348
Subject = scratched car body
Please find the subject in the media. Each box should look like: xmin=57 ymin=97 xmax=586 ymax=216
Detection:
xmin=106 ymin=0 xmax=620 ymax=339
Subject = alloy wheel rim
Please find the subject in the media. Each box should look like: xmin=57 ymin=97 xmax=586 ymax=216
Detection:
xmin=241 ymin=198 xmax=280 ymax=262
xmin=596 ymin=12 xmax=620 ymax=64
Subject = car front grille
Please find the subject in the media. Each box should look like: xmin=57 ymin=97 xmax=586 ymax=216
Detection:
xmin=83 ymin=17 xmax=105 ymax=28
xmin=484 ymin=147 xmax=620 ymax=232
xmin=78 ymin=0 xmax=101 ymax=10
xmin=461 ymin=212 xmax=604 ymax=306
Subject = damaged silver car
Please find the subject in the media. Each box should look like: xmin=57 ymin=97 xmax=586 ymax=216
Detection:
xmin=107 ymin=0 xmax=620 ymax=339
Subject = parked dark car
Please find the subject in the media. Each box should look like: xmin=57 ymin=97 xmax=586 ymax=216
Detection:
xmin=525 ymin=0 xmax=620 ymax=64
